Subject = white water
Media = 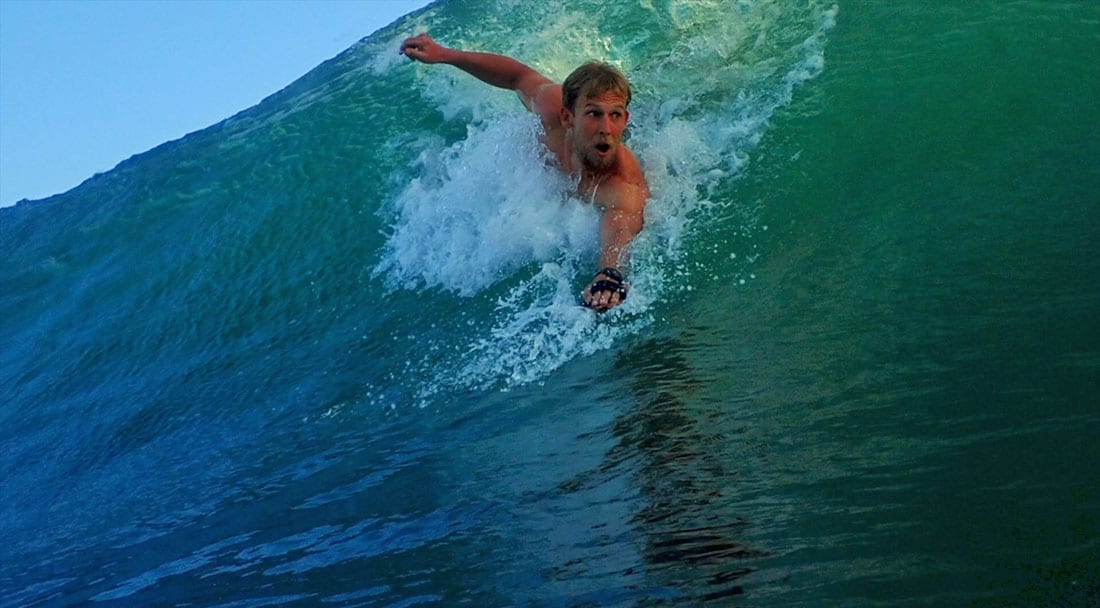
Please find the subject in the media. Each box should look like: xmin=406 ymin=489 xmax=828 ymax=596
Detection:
xmin=370 ymin=1 xmax=838 ymax=401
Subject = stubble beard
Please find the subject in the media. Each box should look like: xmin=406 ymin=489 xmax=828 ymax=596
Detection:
xmin=578 ymin=143 xmax=616 ymax=173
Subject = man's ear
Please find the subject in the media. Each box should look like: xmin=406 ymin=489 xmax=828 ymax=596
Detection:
xmin=560 ymin=106 xmax=573 ymax=128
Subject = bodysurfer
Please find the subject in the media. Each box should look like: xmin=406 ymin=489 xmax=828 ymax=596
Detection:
xmin=400 ymin=33 xmax=648 ymax=313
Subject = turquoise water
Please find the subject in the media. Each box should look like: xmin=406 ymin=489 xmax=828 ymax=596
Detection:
xmin=2 ymin=1 xmax=1098 ymax=606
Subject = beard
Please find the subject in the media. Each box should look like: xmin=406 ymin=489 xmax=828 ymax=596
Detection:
xmin=579 ymin=142 xmax=617 ymax=172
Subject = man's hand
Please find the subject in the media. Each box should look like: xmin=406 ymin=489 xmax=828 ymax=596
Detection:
xmin=582 ymin=268 xmax=629 ymax=312
xmin=401 ymin=33 xmax=450 ymax=63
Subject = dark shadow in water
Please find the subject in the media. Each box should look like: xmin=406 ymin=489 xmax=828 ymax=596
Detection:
xmin=565 ymin=335 xmax=768 ymax=605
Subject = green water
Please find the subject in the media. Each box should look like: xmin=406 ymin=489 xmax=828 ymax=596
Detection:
xmin=660 ymin=1 xmax=1100 ymax=604
xmin=2 ymin=1 xmax=1098 ymax=606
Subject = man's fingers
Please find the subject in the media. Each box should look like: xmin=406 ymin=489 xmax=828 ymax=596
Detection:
xmin=401 ymin=34 xmax=440 ymax=62
xmin=583 ymin=287 xmax=623 ymax=312
xmin=400 ymin=35 xmax=425 ymax=58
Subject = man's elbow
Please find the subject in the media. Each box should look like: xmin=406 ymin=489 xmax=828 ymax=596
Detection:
xmin=625 ymin=213 xmax=644 ymax=238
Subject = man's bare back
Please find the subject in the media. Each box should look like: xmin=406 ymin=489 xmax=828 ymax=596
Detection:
xmin=400 ymin=33 xmax=648 ymax=312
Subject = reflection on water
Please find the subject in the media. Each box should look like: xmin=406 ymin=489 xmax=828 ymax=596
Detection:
xmin=610 ymin=337 xmax=767 ymax=604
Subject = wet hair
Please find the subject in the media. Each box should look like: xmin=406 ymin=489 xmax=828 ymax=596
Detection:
xmin=562 ymin=62 xmax=632 ymax=112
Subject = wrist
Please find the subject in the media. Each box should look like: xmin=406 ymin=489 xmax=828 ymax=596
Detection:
xmin=438 ymin=47 xmax=458 ymax=64
xmin=594 ymin=267 xmax=625 ymax=283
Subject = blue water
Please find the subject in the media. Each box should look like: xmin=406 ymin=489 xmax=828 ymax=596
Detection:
xmin=2 ymin=1 xmax=1098 ymax=606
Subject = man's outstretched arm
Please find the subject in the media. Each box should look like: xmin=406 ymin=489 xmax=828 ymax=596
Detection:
xmin=583 ymin=180 xmax=647 ymax=312
xmin=401 ymin=34 xmax=555 ymax=112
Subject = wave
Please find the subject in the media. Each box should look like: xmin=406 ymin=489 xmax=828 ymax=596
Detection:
xmin=367 ymin=0 xmax=837 ymax=400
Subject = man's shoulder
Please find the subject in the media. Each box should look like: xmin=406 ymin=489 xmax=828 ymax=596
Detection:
xmin=601 ymin=157 xmax=649 ymax=212
xmin=527 ymin=82 xmax=562 ymax=120
xmin=613 ymin=148 xmax=649 ymax=193
xmin=526 ymin=83 xmax=564 ymax=142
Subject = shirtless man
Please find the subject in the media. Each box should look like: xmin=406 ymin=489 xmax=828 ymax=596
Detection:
xmin=400 ymin=33 xmax=649 ymax=312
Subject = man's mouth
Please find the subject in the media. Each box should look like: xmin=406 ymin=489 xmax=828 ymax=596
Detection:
xmin=595 ymin=143 xmax=612 ymax=153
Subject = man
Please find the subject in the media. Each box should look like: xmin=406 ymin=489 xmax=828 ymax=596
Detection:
xmin=400 ymin=33 xmax=649 ymax=312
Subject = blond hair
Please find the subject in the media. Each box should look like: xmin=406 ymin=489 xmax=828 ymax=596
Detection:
xmin=562 ymin=62 xmax=631 ymax=112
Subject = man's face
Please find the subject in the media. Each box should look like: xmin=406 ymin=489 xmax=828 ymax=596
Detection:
xmin=563 ymin=90 xmax=630 ymax=172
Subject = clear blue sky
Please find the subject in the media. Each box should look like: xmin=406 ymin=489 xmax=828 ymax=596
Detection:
xmin=0 ymin=0 xmax=431 ymax=207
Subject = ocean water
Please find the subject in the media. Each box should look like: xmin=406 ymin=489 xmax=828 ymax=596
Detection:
xmin=2 ymin=1 xmax=1098 ymax=606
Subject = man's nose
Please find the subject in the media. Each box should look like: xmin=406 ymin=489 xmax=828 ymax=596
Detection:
xmin=598 ymin=115 xmax=612 ymax=132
